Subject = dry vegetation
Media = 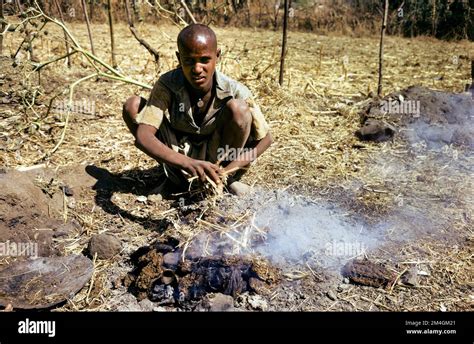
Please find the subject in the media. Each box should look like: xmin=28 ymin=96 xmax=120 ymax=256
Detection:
xmin=0 ymin=18 xmax=473 ymax=311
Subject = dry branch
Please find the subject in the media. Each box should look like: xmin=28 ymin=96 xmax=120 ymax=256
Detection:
xmin=180 ymin=0 xmax=197 ymax=24
xmin=125 ymin=0 xmax=160 ymax=64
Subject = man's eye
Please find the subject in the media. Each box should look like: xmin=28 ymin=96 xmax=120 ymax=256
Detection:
xmin=184 ymin=59 xmax=194 ymax=65
xmin=201 ymin=58 xmax=210 ymax=63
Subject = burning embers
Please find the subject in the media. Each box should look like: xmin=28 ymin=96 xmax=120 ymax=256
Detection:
xmin=123 ymin=240 xmax=279 ymax=308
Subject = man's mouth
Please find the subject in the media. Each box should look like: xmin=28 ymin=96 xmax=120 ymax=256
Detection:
xmin=192 ymin=76 xmax=206 ymax=84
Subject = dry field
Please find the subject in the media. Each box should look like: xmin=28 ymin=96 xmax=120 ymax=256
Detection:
xmin=0 ymin=21 xmax=472 ymax=311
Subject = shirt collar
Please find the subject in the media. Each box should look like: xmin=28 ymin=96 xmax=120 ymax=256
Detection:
xmin=173 ymin=68 xmax=231 ymax=100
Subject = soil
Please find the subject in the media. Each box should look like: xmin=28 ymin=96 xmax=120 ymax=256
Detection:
xmin=0 ymin=22 xmax=472 ymax=311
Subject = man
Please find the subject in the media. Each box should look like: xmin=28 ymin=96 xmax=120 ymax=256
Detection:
xmin=122 ymin=24 xmax=273 ymax=195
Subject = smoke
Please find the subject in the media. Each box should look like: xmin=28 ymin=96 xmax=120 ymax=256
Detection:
xmin=188 ymin=190 xmax=385 ymax=270
xmin=187 ymin=89 xmax=472 ymax=271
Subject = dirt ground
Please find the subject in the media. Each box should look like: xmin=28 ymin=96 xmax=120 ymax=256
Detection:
xmin=0 ymin=21 xmax=472 ymax=311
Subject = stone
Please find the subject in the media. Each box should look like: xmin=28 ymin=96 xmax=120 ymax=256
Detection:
xmin=247 ymin=294 xmax=268 ymax=311
xmin=326 ymin=290 xmax=337 ymax=301
xmin=139 ymin=299 xmax=155 ymax=312
xmin=88 ymin=233 xmax=121 ymax=259
xmin=355 ymin=119 xmax=395 ymax=142
xmin=401 ymin=267 xmax=419 ymax=287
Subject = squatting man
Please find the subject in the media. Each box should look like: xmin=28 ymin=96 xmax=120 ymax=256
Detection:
xmin=122 ymin=24 xmax=273 ymax=196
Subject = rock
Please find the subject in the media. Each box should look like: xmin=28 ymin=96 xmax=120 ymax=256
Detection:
xmin=0 ymin=255 xmax=93 ymax=309
xmin=88 ymin=233 xmax=121 ymax=259
xmin=153 ymin=306 xmax=169 ymax=312
xmin=342 ymin=259 xmax=396 ymax=288
xmin=355 ymin=119 xmax=395 ymax=142
xmin=401 ymin=267 xmax=419 ymax=287
xmin=247 ymin=294 xmax=268 ymax=311
xmin=343 ymin=277 xmax=350 ymax=284
xmin=162 ymin=251 xmax=181 ymax=269
xmin=326 ymin=290 xmax=337 ymax=301
xmin=147 ymin=194 xmax=163 ymax=204
xmin=139 ymin=299 xmax=155 ymax=312
xmin=62 ymin=185 xmax=74 ymax=196
xmin=337 ymin=284 xmax=350 ymax=292
xmin=136 ymin=195 xmax=147 ymax=203
xmin=198 ymin=293 xmax=235 ymax=312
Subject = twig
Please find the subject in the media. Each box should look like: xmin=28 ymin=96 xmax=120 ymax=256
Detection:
xmin=33 ymin=50 xmax=78 ymax=71
xmin=125 ymin=0 xmax=160 ymax=64
xmin=47 ymin=73 xmax=98 ymax=157
xmin=180 ymin=0 xmax=197 ymax=24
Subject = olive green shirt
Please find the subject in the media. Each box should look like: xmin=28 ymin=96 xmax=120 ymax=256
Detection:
xmin=136 ymin=68 xmax=270 ymax=141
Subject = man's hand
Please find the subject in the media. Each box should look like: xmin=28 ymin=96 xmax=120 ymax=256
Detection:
xmin=181 ymin=157 xmax=222 ymax=185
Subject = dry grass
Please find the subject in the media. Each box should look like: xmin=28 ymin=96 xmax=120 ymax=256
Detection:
xmin=0 ymin=21 xmax=472 ymax=311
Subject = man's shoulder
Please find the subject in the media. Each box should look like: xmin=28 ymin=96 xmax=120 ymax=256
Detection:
xmin=216 ymin=71 xmax=252 ymax=99
xmin=157 ymin=68 xmax=185 ymax=93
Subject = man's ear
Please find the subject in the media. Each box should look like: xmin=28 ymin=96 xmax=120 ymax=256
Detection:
xmin=175 ymin=51 xmax=181 ymax=65
xmin=216 ymin=48 xmax=221 ymax=59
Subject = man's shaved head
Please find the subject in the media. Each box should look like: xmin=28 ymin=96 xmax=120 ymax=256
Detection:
xmin=177 ymin=24 xmax=217 ymax=53
xmin=176 ymin=24 xmax=220 ymax=94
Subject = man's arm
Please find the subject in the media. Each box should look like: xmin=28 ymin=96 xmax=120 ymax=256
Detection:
xmin=222 ymin=131 xmax=273 ymax=173
xmin=135 ymin=124 xmax=222 ymax=184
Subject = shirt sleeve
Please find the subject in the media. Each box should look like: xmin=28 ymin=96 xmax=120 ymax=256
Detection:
xmin=135 ymin=80 xmax=171 ymax=129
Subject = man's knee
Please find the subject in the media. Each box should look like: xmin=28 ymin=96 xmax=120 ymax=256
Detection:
xmin=122 ymin=95 xmax=142 ymax=122
xmin=225 ymin=99 xmax=252 ymax=130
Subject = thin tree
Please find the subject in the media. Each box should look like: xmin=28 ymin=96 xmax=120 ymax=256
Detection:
xmin=107 ymin=0 xmax=117 ymax=68
xmin=278 ymin=0 xmax=288 ymax=86
xmin=0 ymin=0 xmax=4 ymax=56
xmin=377 ymin=0 xmax=389 ymax=97
xmin=81 ymin=0 xmax=95 ymax=55
xmin=53 ymin=0 xmax=71 ymax=67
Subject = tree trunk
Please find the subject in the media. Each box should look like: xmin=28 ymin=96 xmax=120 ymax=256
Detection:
xmin=279 ymin=0 xmax=288 ymax=86
xmin=377 ymin=0 xmax=389 ymax=97
xmin=0 ymin=0 xmax=4 ymax=56
xmin=107 ymin=0 xmax=117 ymax=68
xmin=81 ymin=0 xmax=95 ymax=55
xmin=53 ymin=0 xmax=71 ymax=68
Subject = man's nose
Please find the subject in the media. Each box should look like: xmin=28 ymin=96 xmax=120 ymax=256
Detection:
xmin=192 ymin=63 xmax=203 ymax=74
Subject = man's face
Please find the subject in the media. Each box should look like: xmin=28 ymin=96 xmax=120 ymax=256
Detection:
xmin=177 ymin=35 xmax=220 ymax=94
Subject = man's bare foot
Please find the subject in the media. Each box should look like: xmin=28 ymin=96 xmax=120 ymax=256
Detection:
xmin=227 ymin=181 xmax=250 ymax=196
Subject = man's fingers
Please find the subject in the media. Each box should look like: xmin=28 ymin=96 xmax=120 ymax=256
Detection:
xmin=204 ymin=165 xmax=221 ymax=185
xmin=196 ymin=166 xmax=206 ymax=182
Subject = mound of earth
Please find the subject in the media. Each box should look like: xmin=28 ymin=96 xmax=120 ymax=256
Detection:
xmin=359 ymin=86 xmax=473 ymax=148
xmin=0 ymin=165 xmax=98 ymax=309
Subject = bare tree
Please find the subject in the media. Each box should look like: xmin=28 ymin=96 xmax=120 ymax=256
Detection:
xmin=53 ymin=0 xmax=71 ymax=67
xmin=279 ymin=0 xmax=288 ymax=86
xmin=81 ymin=0 xmax=95 ymax=55
xmin=0 ymin=0 xmax=4 ymax=56
xmin=377 ymin=0 xmax=389 ymax=97
xmin=107 ymin=0 xmax=117 ymax=68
